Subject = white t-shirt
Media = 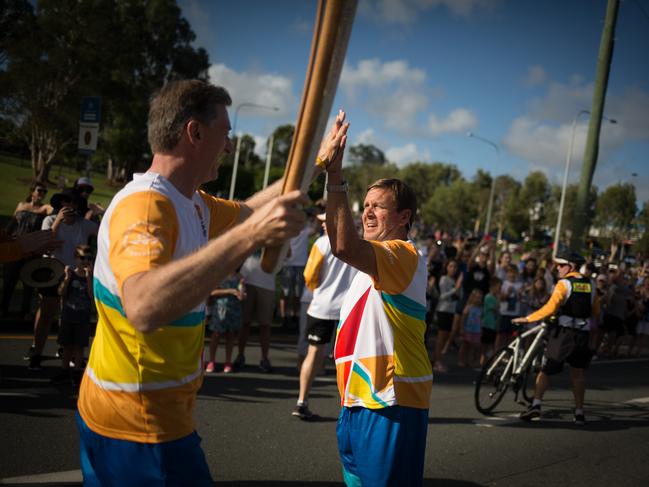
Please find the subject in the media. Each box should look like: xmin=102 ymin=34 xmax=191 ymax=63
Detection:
xmin=500 ymin=280 xmax=523 ymax=316
xmin=283 ymin=226 xmax=311 ymax=267
xmin=42 ymin=215 xmax=98 ymax=266
xmin=240 ymin=251 xmax=276 ymax=291
xmin=304 ymin=235 xmax=357 ymax=321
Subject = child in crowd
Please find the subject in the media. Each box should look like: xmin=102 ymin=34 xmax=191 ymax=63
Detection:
xmin=52 ymin=245 xmax=94 ymax=386
xmin=523 ymin=277 xmax=550 ymax=324
xmin=591 ymin=273 xmax=609 ymax=351
xmin=433 ymin=259 xmax=463 ymax=373
xmin=205 ymin=270 xmax=245 ymax=373
xmin=631 ymin=278 xmax=649 ymax=356
xmin=460 ymin=289 xmax=483 ymax=367
xmin=497 ymin=264 xmax=523 ymax=350
xmin=481 ymin=277 xmax=501 ymax=365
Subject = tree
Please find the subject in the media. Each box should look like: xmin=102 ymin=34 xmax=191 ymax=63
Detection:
xmin=635 ymin=202 xmax=649 ymax=259
xmin=0 ymin=0 xmax=209 ymax=182
xmin=348 ymin=143 xmax=386 ymax=166
xmin=470 ymin=169 xmax=493 ymax=233
xmin=520 ymin=171 xmax=551 ymax=238
xmin=594 ymin=183 xmax=637 ymax=255
xmin=399 ymin=162 xmax=461 ymax=207
xmin=268 ymin=124 xmax=295 ymax=168
xmin=421 ymin=179 xmax=477 ymax=231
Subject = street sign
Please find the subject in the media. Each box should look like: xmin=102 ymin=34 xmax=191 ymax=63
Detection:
xmin=78 ymin=123 xmax=99 ymax=153
xmin=80 ymin=96 xmax=101 ymax=124
xmin=78 ymin=96 xmax=101 ymax=154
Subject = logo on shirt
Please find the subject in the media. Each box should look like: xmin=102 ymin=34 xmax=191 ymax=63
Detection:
xmin=120 ymin=221 xmax=165 ymax=257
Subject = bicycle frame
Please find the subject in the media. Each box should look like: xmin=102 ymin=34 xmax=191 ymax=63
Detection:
xmin=487 ymin=323 xmax=547 ymax=389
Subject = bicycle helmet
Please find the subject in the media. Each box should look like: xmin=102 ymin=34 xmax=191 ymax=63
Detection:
xmin=554 ymin=250 xmax=585 ymax=268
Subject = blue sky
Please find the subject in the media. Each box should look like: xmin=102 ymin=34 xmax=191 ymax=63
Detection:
xmin=179 ymin=0 xmax=649 ymax=204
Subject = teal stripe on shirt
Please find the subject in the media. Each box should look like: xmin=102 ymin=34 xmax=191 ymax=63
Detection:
xmin=351 ymin=362 xmax=390 ymax=408
xmin=381 ymin=292 xmax=426 ymax=321
xmin=93 ymin=278 xmax=205 ymax=328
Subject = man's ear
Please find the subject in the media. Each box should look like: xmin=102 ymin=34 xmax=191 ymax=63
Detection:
xmin=187 ymin=120 xmax=201 ymax=145
xmin=399 ymin=209 xmax=412 ymax=228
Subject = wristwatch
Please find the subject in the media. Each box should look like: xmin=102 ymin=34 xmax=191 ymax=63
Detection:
xmin=326 ymin=181 xmax=348 ymax=193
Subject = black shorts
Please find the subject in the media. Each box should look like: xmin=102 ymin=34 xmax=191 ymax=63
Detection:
xmin=541 ymin=327 xmax=592 ymax=375
xmin=481 ymin=328 xmax=496 ymax=345
xmin=436 ymin=311 xmax=454 ymax=332
xmin=306 ymin=315 xmax=336 ymax=346
xmin=58 ymin=320 xmax=90 ymax=347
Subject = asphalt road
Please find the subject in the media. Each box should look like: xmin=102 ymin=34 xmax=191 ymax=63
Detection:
xmin=1 ymin=329 xmax=648 ymax=486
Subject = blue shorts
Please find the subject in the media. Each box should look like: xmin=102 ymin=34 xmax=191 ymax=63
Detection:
xmin=337 ymin=406 xmax=428 ymax=487
xmin=76 ymin=412 xmax=213 ymax=486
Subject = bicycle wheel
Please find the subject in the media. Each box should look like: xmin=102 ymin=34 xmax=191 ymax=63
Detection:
xmin=475 ymin=347 xmax=513 ymax=415
xmin=521 ymin=349 xmax=544 ymax=404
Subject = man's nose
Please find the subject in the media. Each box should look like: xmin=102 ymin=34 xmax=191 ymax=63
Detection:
xmin=225 ymin=137 xmax=234 ymax=154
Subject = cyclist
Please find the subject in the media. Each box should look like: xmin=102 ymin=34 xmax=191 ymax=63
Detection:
xmin=512 ymin=250 xmax=593 ymax=425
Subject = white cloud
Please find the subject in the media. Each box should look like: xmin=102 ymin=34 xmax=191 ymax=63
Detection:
xmin=428 ymin=108 xmax=478 ymax=136
xmin=208 ymin=63 xmax=297 ymax=128
xmin=340 ymin=58 xmax=426 ymax=98
xmin=523 ymin=65 xmax=547 ymax=86
xmin=355 ymin=127 xmax=378 ymax=145
xmin=504 ymin=79 xmax=649 ymax=181
xmin=359 ymin=0 xmax=497 ymax=24
xmin=252 ymin=134 xmax=269 ymax=159
xmin=386 ymin=143 xmax=431 ymax=167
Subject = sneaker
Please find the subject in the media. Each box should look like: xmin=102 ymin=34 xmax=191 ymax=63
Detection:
xmin=259 ymin=358 xmax=273 ymax=373
xmin=433 ymin=363 xmax=449 ymax=373
xmin=223 ymin=362 xmax=233 ymax=373
xmin=574 ymin=411 xmax=586 ymax=426
xmin=233 ymin=354 xmax=245 ymax=369
xmin=519 ymin=404 xmax=541 ymax=421
xmin=28 ymin=355 xmax=43 ymax=371
xmin=292 ymin=404 xmax=314 ymax=420
xmin=55 ymin=347 xmax=63 ymax=358
xmin=23 ymin=345 xmax=36 ymax=361
xmin=205 ymin=361 xmax=216 ymax=373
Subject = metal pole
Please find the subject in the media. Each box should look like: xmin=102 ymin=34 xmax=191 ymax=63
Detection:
xmin=228 ymin=136 xmax=242 ymax=200
xmin=228 ymin=103 xmax=279 ymax=199
xmin=467 ymin=132 xmax=500 ymax=236
xmin=554 ymin=112 xmax=617 ymax=257
xmin=553 ymin=110 xmax=588 ymax=259
xmin=263 ymin=134 xmax=274 ymax=189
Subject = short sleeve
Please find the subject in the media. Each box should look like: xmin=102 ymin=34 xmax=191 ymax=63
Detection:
xmin=199 ymin=191 xmax=241 ymax=239
xmin=367 ymin=239 xmax=418 ymax=295
xmin=108 ymin=191 xmax=179 ymax=294
xmin=303 ymin=242 xmax=325 ymax=291
xmin=42 ymin=215 xmax=55 ymax=230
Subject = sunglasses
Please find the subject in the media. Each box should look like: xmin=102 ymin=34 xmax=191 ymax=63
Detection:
xmin=77 ymin=255 xmax=93 ymax=261
xmin=36 ymin=188 xmax=48 ymax=194
xmin=78 ymin=186 xmax=93 ymax=194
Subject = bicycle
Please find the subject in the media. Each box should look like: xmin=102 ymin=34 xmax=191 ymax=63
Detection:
xmin=474 ymin=322 xmax=548 ymax=415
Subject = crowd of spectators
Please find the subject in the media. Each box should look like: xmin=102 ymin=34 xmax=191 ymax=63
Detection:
xmin=1 ymin=178 xmax=648 ymax=385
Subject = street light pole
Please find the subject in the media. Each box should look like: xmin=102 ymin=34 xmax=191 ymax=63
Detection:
xmin=262 ymin=134 xmax=274 ymax=189
xmin=467 ymin=132 xmax=500 ymax=236
xmin=228 ymin=102 xmax=279 ymax=200
xmin=553 ymin=110 xmax=617 ymax=258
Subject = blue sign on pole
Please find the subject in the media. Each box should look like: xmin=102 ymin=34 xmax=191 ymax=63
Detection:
xmin=80 ymin=96 xmax=102 ymax=124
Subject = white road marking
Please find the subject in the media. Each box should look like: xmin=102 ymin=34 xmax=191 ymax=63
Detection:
xmin=0 ymin=392 xmax=40 ymax=398
xmin=625 ymin=397 xmax=649 ymax=404
xmin=0 ymin=469 xmax=82 ymax=484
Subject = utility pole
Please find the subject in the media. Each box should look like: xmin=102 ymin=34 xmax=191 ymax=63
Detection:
xmin=570 ymin=0 xmax=619 ymax=250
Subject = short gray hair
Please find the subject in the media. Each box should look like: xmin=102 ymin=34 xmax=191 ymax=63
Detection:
xmin=148 ymin=80 xmax=232 ymax=153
